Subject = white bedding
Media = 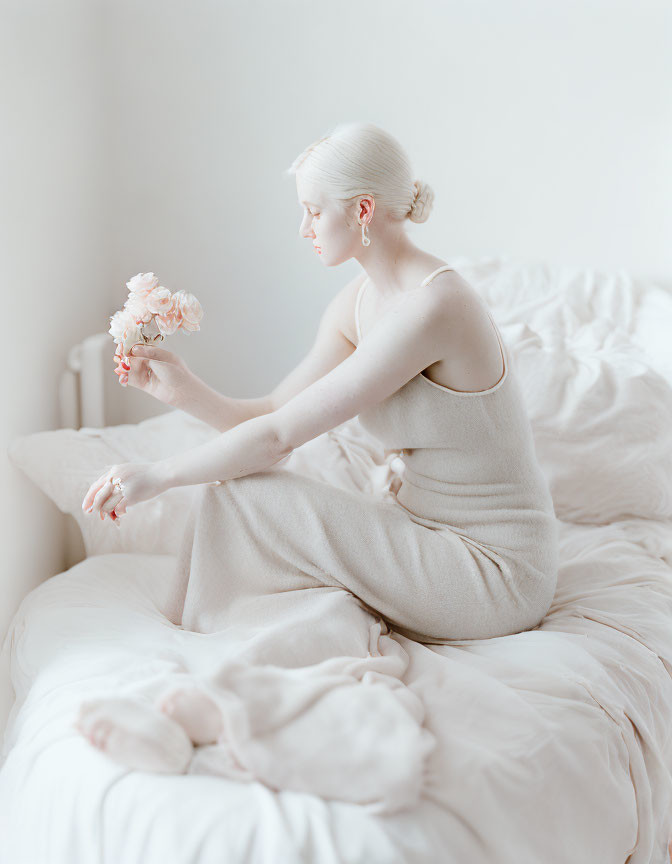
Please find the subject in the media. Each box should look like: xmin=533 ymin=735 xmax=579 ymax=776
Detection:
xmin=3 ymin=257 xmax=672 ymax=863
xmin=1 ymin=516 xmax=671 ymax=862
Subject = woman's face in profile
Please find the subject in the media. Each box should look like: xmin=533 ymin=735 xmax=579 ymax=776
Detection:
xmin=296 ymin=173 xmax=356 ymax=266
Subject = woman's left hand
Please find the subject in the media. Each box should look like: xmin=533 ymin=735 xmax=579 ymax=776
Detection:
xmin=82 ymin=461 xmax=168 ymax=522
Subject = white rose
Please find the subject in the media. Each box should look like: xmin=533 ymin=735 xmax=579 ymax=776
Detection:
xmin=126 ymin=272 xmax=159 ymax=298
xmin=155 ymin=294 xmax=181 ymax=336
xmin=124 ymin=292 xmax=153 ymax=324
xmin=108 ymin=308 xmax=135 ymax=343
xmin=173 ymin=290 xmax=203 ymax=332
xmin=145 ymin=286 xmax=173 ymax=315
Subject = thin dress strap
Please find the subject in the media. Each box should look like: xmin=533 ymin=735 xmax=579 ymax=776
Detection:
xmin=420 ymin=264 xmax=455 ymax=288
xmin=485 ymin=309 xmax=507 ymax=380
xmin=355 ymin=276 xmax=369 ymax=343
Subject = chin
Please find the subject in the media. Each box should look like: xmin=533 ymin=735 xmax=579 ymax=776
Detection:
xmin=322 ymin=250 xmax=349 ymax=267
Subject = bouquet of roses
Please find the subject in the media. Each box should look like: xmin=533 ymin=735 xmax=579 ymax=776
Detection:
xmin=108 ymin=272 xmax=203 ymax=387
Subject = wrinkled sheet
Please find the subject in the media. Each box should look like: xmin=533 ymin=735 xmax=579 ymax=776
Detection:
xmin=1 ymin=460 xmax=671 ymax=863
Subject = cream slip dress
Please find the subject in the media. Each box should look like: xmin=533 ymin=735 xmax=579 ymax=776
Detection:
xmin=175 ymin=265 xmax=559 ymax=644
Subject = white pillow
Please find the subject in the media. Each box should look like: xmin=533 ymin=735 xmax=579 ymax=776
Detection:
xmin=7 ymin=410 xmax=221 ymax=557
xmin=7 ymin=408 xmax=399 ymax=559
xmin=512 ymin=329 xmax=672 ymax=523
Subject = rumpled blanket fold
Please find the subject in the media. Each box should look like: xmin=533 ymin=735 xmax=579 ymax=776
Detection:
xmin=172 ymin=419 xmax=435 ymax=812
xmin=187 ymin=619 xmax=436 ymax=815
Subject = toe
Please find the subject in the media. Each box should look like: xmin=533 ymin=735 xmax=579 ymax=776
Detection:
xmin=93 ymin=719 xmax=112 ymax=749
xmin=157 ymin=693 xmax=178 ymax=716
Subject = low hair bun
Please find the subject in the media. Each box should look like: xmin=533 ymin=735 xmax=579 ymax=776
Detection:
xmin=287 ymin=124 xmax=434 ymax=226
xmin=408 ymin=179 xmax=435 ymax=223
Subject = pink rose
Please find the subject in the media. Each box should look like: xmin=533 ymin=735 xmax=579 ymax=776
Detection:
xmin=155 ymin=297 xmax=181 ymax=336
xmin=126 ymin=272 xmax=159 ymax=298
xmin=123 ymin=293 xmax=153 ymax=324
xmin=173 ymin=290 xmax=203 ymax=332
xmin=110 ymin=272 xmax=204 ymax=388
xmin=145 ymin=286 xmax=173 ymax=316
xmin=113 ymin=342 xmax=131 ymax=387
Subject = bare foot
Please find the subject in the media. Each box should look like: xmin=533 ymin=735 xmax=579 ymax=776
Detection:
xmin=156 ymin=683 xmax=224 ymax=746
xmin=74 ymin=697 xmax=194 ymax=773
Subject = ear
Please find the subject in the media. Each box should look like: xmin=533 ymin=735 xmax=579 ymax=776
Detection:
xmin=358 ymin=195 xmax=374 ymax=223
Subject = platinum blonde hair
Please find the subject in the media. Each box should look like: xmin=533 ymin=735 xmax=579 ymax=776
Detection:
xmin=285 ymin=122 xmax=435 ymax=225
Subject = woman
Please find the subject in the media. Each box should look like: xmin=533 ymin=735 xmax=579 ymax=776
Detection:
xmin=75 ymin=122 xmax=558 ymax=780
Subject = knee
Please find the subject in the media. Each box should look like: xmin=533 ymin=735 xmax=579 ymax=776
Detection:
xmin=224 ymin=469 xmax=310 ymax=493
xmin=213 ymin=470 xmax=308 ymax=510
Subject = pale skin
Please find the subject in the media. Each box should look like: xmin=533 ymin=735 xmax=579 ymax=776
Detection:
xmin=75 ymin=170 xmax=507 ymax=763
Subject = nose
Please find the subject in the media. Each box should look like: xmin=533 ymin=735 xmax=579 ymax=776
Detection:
xmin=299 ymin=212 xmax=315 ymax=239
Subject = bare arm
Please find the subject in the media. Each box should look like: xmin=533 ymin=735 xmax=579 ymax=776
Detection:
xmin=270 ymin=287 xmax=453 ymax=451
xmin=175 ymin=375 xmax=273 ymax=432
xmin=171 ymin=277 xmax=359 ymax=430
xmin=157 ymin=277 xmax=360 ymax=487
xmin=126 ymin=342 xmax=274 ymax=433
xmin=157 ymin=282 xmax=452 ymax=489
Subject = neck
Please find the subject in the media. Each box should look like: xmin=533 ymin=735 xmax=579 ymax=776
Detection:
xmin=354 ymin=229 xmax=422 ymax=297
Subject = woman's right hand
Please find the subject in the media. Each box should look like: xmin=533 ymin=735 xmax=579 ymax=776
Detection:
xmin=118 ymin=343 xmax=193 ymax=407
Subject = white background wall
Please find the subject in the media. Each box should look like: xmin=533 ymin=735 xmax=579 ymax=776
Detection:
xmin=2 ymin=0 xmax=671 ymax=641
xmin=1 ymin=1 xmax=110 ymax=642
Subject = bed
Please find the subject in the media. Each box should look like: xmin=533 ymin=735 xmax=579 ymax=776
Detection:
xmin=2 ymin=255 xmax=672 ymax=864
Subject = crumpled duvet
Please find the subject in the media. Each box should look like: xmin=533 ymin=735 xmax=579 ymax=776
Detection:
xmin=1 ymin=415 xmax=671 ymax=863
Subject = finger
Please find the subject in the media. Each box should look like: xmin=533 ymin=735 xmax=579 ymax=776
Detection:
xmin=130 ymin=345 xmax=174 ymax=362
xmin=101 ymin=490 xmax=124 ymax=514
xmin=115 ymin=500 xmax=128 ymax=516
xmin=83 ymin=475 xmax=111 ymax=511
xmin=124 ymin=358 xmax=143 ymax=388
xmin=114 ymin=365 xmax=130 ymax=387
xmin=113 ymin=346 xmax=131 ymax=387
xmin=91 ymin=479 xmax=114 ymax=515
xmin=125 ymin=355 xmax=154 ymax=390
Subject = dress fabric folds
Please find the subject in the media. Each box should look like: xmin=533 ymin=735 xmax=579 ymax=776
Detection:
xmin=168 ymin=265 xmax=559 ymax=809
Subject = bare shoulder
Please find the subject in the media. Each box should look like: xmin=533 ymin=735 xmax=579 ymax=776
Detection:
xmin=415 ymin=269 xmax=476 ymax=322
xmin=421 ymin=269 xmax=492 ymax=322
xmin=420 ymin=269 xmax=506 ymax=390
